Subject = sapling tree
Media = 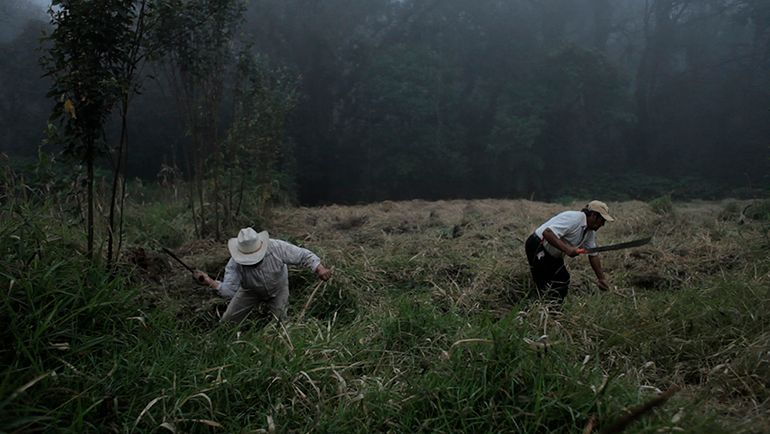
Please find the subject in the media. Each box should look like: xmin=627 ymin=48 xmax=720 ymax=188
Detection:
xmin=43 ymin=0 xmax=137 ymax=259
xmin=107 ymin=0 xmax=154 ymax=268
xmin=222 ymin=51 xmax=298 ymax=225
xmin=150 ymin=0 xmax=244 ymax=239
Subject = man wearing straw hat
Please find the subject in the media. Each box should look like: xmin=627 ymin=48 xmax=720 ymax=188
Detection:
xmin=525 ymin=200 xmax=614 ymax=301
xmin=193 ymin=228 xmax=332 ymax=322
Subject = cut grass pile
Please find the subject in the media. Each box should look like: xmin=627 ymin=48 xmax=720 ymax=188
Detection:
xmin=1 ymin=194 xmax=769 ymax=432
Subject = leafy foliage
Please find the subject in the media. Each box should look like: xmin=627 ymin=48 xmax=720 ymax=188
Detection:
xmin=43 ymin=0 xmax=129 ymax=155
xmin=150 ymin=0 xmax=246 ymax=238
xmin=42 ymin=0 xmax=143 ymax=258
xmin=216 ymin=51 xmax=299 ymax=232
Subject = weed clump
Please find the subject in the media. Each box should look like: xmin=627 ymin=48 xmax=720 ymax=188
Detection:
xmin=649 ymin=194 xmax=674 ymax=214
xmin=744 ymin=199 xmax=770 ymax=221
xmin=332 ymin=213 xmax=369 ymax=230
xmin=718 ymin=200 xmax=741 ymax=221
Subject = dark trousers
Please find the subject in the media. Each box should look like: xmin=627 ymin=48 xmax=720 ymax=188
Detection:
xmin=525 ymin=234 xmax=570 ymax=300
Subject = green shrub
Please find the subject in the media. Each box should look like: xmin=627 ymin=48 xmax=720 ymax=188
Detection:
xmin=123 ymin=200 xmax=191 ymax=248
xmin=745 ymin=199 xmax=770 ymax=221
xmin=719 ymin=200 xmax=741 ymax=221
xmin=649 ymin=194 xmax=673 ymax=214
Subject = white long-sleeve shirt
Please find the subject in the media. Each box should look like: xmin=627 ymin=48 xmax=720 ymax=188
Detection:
xmin=216 ymin=239 xmax=321 ymax=299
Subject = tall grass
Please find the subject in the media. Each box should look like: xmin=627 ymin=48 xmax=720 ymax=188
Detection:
xmin=0 ymin=204 xmax=137 ymax=432
xmin=1 ymin=187 xmax=767 ymax=432
xmin=568 ymin=274 xmax=770 ymax=428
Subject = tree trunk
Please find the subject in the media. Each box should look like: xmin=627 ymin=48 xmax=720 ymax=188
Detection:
xmin=86 ymin=141 xmax=94 ymax=260
xmin=107 ymin=96 xmax=129 ymax=268
xmin=633 ymin=0 xmax=676 ymax=170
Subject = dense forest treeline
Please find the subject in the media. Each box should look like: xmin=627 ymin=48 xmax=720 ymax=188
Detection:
xmin=1 ymin=0 xmax=769 ymax=204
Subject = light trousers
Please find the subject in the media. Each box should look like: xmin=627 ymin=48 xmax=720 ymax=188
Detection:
xmin=220 ymin=281 xmax=289 ymax=323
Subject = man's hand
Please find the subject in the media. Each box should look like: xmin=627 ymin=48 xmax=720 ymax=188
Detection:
xmin=192 ymin=270 xmax=207 ymax=283
xmin=597 ymin=277 xmax=610 ymax=291
xmin=316 ymin=264 xmax=332 ymax=281
xmin=192 ymin=270 xmax=214 ymax=287
xmin=543 ymin=228 xmax=579 ymax=257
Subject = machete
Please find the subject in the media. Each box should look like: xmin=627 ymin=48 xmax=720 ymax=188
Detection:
xmin=161 ymin=247 xmax=205 ymax=282
xmin=576 ymin=236 xmax=652 ymax=254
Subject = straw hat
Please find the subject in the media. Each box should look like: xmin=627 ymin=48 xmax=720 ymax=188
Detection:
xmin=228 ymin=228 xmax=269 ymax=265
xmin=586 ymin=200 xmax=615 ymax=222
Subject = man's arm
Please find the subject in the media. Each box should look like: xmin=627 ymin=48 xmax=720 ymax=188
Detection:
xmin=192 ymin=258 xmax=240 ymax=298
xmin=588 ymin=255 xmax=610 ymax=291
xmin=542 ymin=228 xmax=579 ymax=257
xmin=272 ymin=239 xmax=332 ymax=281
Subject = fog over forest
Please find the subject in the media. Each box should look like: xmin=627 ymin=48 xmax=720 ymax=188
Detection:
xmin=1 ymin=0 xmax=769 ymax=204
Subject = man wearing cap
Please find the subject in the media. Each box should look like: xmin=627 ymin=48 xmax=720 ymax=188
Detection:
xmin=524 ymin=200 xmax=614 ymax=300
xmin=193 ymin=228 xmax=332 ymax=322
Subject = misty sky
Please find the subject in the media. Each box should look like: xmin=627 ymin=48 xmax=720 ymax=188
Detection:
xmin=23 ymin=0 xmax=49 ymax=9
xmin=1 ymin=0 xmax=50 ymax=42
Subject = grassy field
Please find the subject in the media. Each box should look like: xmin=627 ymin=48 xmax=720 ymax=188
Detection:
xmin=2 ymin=190 xmax=769 ymax=433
